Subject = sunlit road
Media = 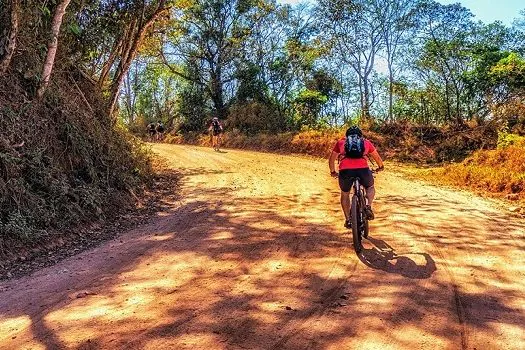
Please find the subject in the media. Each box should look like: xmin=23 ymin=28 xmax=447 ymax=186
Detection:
xmin=1 ymin=144 xmax=524 ymax=349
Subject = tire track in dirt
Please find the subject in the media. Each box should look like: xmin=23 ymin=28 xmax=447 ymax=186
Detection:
xmin=269 ymin=255 xmax=359 ymax=350
xmin=406 ymin=217 xmax=470 ymax=350
xmin=154 ymin=145 xmax=363 ymax=348
xmin=381 ymin=172 xmax=524 ymax=350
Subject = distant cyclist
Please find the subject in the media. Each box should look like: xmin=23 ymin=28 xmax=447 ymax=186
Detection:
xmin=147 ymin=122 xmax=156 ymax=141
xmin=155 ymin=121 xmax=165 ymax=142
xmin=208 ymin=117 xmax=223 ymax=151
xmin=328 ymin=126 xmax=384 ymax=229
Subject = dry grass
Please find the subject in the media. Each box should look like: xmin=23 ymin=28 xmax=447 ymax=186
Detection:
xmin=164 ymin=121 xmax=496 ymax=164
xmin=421 ymin=141 xmax=525 ymax=206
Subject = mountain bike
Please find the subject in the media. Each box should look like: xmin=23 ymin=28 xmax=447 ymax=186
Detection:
xmin=350 ymin=175 xmax=370 ymax=253
xmin=341 ymin=168 xmax=380 ymax=253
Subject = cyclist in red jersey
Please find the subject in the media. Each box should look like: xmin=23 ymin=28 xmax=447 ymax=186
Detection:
xmin=328 ymin=126 xmax=384 ymax=229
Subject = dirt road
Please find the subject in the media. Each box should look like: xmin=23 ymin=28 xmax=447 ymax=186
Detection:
xmin=1 ymin=144 xmax=524 ymax=349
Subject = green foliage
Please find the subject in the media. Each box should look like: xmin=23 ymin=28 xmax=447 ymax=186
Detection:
xmin=0 ymin=65 xmax=153 ymax=246
xmin=497 ymin=131 xmax=525 ymax=149
xmin=177 ymin=83 xmax=210 ymax=132
xmin=228 ymin=101 xmax=287 ymax=134
xmin=293 ymin=89 xmax=329 ymax=127
xmin=490 ymin=52 xmax=525 ymax=89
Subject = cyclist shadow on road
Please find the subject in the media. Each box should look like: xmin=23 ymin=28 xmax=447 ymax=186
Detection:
xmin=359 ymin=237 xmax=436 ymax=279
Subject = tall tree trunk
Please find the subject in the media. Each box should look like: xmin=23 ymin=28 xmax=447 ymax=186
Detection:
xmin=37 ymin=0 xmax=72 ymax=99
xmin=107 ymin=1 xmax=168 ymax=118
xmin=98 ymin=36 xmax=124 ymax=88
xmin=454 ymin=82 xmax=464 ymax=126
xmin=362 ymin=77 xmax=371 ymax=119
xmin=210 ymin=68 xmax=226 ymax=119
xmin=0 ymin=0 xmax=20 ymax=74
xmin=443 ymin=81 xmax=452 ymax=122
xmin=387 ymin=61 xmax=394 ymax=122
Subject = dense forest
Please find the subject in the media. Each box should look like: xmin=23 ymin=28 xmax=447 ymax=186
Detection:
xmin=110 ymin=0 xmax=525 ymax=135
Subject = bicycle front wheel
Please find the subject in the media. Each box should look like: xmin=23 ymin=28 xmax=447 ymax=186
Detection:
xmin=351 ymin=195 xmax=362 ymax=253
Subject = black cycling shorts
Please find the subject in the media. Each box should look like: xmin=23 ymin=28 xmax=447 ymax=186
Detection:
xmin=338 ymin=168 xmax=374 ymax=192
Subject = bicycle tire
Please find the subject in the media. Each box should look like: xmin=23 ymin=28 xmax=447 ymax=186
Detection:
xmin=351 ymin=195 xmax=362 ymax=253
xmin=361 ymin=191 xmax=369 ymax=239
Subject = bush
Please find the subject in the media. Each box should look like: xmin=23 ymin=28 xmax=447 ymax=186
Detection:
xmin=227 ymin=101 xmax=289 ymax=134
xmin=497 ymin=131 xmax=525 ymax=148
xmin=427 ymin=140 xmax=525 ymax=199
xmin=165 ymin=120 xmax=501 ymax=164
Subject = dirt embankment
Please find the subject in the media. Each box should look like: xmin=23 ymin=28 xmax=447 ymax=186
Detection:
xmin=0 ymin=144 xmax=523 ymax=349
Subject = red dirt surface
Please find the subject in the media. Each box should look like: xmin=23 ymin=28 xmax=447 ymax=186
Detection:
xmin=1 ymin=144 xmax=524 ymax=349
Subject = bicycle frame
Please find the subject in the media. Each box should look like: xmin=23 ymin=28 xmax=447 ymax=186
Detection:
xmin=351 ymin=177 xmax=369 ymax=253
xmin=352 ymin=178 xmax=367 ymax=207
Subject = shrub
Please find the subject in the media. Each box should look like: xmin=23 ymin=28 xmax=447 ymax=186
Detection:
xmin=497 ymin=131 xmax=525 ymax=148
xmin=428 ymin=142 xmax=525 ymax=199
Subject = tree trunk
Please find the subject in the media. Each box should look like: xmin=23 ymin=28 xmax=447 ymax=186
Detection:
xmin=98 ymin=36 xmax=124 ymax=88
xmin=37 ymin=0 xmax=72 ymax=99
xmin=107 ymin=1 xmax=169 ymax=118
xmin=0 ymin=0 xmax=20 ymax=74
xmin=362 ymin=78 xmax=371 ymax=119
xmin=387 ymin=62 xmax=394 ymax=122
xmin=210 ymin=68 xmax=226 ymax=119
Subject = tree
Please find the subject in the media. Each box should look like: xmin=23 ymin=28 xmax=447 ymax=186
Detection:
xmin=37 ymin=0 xmax=72 ymax=98
xmin=0 ymin=0 xmax=20 ymax=74
xmin=74 ymin=0 xmax=171 ymax=116
xmin=412 ymin=0 xmax=475 ymax=124
xmin=106 ymin=0 xmax=170 ymax=117
xmin=316 ymin=0 xmax=384 ymax=119
xmin=374 ymin=0 xmax=418 ymax=121
xmin=162 ymin=0 xmax=272 ymax=119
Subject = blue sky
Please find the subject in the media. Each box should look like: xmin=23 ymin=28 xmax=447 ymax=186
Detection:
xmin=438 ymin=0 xmax=523 ymax=25
xmin=277 ymin=0 xmax=524 ymax=25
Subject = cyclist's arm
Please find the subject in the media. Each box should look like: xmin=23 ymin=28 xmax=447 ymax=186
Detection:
xmin=369 ymin=150 xmax=384 ymax=169
xmin=329 ymin=151 xmax=339 ymax=173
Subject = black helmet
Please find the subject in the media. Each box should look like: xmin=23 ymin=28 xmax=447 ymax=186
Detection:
xmin=346 ymin=125 xmax=362 ymax=137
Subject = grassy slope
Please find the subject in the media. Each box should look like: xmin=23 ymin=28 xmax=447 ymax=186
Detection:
xmin=0 ymin=70 xmax=153 ymax=257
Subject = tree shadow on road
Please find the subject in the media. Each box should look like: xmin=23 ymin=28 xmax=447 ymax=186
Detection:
xmin=359 ymin=236 xmax=437 ymax=279
xmin=1 ymin=167 xmax=524 ymax=349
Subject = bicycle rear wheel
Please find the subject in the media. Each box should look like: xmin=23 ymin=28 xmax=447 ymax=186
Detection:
xmin=363 ymin=215 xmax=369 ymax=239
xmin=351 ymin=195 xmax=362 ymax=253
xmin=362 ymin=193 xmax=369 ymax=239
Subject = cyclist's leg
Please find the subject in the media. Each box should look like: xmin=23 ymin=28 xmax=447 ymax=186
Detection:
xmin=358 ymin=168 xmax=375 ymax=219
xmin=357 ymin=168 xmax=375 ymax=204
xmin=338 ymin=170 xmax=353 ymax=224
xmin=340 ymin=191 xmax=351 ymax=220
xmin=366 ymin=186 xmax=375 ymax=206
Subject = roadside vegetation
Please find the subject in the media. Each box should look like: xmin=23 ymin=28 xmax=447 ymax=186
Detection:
xmin=423 ymin=132 xmax=525 ymax=206
xmin=0 ymin=0 xmax=168 ymax=258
